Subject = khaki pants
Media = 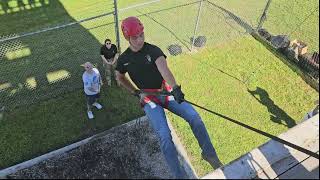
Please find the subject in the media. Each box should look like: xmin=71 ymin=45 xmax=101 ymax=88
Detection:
xmin=103 ymin=61 xmax=117 ymax=86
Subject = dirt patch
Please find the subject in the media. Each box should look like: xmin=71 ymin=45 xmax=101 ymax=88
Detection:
xmin=7 ymin=118 xmax=173 ymax=179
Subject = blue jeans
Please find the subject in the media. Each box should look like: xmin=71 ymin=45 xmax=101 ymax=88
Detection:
xmin=143 ymin=96 xmax=218 ymax=178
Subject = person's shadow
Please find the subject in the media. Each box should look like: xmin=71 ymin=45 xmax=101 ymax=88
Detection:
xmin=248 ymin=87 xmax=296 ymax=128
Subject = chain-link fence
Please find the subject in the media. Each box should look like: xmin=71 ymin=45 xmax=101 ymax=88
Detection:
xmin=257 ymin=0 xmax=319 ymax=81
xmin=0 ymin=0 xmax=318 ymax=109
xmin=0 ymin=0 xmax=116 ymax=109
xmin=117 ymin=0 xmax=267 ymax=55
xmin=260 ymin=0 xmax=319 ymax=52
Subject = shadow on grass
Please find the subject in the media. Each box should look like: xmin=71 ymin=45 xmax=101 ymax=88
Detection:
xmin=248 ymin=87 xmax=296 ymax=128
xmin=0 ymin=0 xmax=144 ymax=170
xmin=1 ymin=0 xmax=47 ymax=14
xmin=0 ymin=84 xmax=144 ymax=169
xmin=0 ymin=0 xmax=112 ymax=109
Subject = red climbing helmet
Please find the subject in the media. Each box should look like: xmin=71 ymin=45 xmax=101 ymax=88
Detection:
xmin=121 ymin=16 xmax=144 ymax=40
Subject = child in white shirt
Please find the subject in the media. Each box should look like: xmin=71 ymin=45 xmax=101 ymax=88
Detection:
xmin=82 ymin=62 xmax=103 ymax=119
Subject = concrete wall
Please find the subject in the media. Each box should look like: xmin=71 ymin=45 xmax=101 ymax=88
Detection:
xmin=202 ymin=114 xmax=319 ymax=179
xmin=0 ymin=116 xmax=196 ymax=179
xmin=0 ymin=116 xmax=175 ymax=178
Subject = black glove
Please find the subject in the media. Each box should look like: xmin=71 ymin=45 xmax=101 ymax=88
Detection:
xmin=132 ymin=89 xmax=142 ymax=98
xmin=172 ymin=85 xmax=185 ymax=104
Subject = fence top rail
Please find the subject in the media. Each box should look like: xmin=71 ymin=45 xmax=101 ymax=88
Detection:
xmin=0 ymin=0 xmax=164 ymax=43
xmin=0 ymin=11 xmax=114 ymax=43
xmin=118 ymin=0 xmax=161 ymax=12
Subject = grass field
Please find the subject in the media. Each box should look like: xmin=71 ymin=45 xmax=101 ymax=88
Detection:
xmin=0 ymin=0 xmax=319 ymax=177
xmin=167 ymin=36 xmax=318 ymax=176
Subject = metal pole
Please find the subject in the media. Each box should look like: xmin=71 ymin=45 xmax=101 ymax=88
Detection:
xmin=257 ymin=0 xmax=272 ymax=30
xmin=119 ymin=0 xmax=160 ymax=12
xmin=114 ymin=0 xmax=121 ymax=53
xmin=191 ymin=0 xmax=204 ymax=51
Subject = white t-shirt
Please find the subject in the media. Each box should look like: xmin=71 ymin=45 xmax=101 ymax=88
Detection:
xmin=82 ymin=68 xmax=101 ymax=95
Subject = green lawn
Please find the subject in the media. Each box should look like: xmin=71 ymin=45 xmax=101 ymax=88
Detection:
xmin=167 ymin=36 xmax=318 ymax=176
xmin=0 ymin=86 xmax=144 ymax=169
xmin=0 ymin=0 xmax=319 ymax=177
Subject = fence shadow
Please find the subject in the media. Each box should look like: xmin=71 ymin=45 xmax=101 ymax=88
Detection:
xmin=131 ymin=1 xmax=202 ymax=52
xmin=0 ymin=0 xmax=105 ymax=108
xmin=0 ymin=0 xmax=48 ymax=14
xmin=206 ymin=0 xmax=255 ymax=34
xmin=136 ymin=10 xmax=191 ymax=51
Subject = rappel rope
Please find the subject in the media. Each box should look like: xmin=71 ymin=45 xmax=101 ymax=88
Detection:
xmin=140 ymin=90 xmax=319 ymax=159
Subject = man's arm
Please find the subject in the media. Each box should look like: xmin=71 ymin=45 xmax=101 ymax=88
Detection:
xmin=155 ymin=56 xmax=177 ymax=88
xmin=155 ymin=56 xmax=185 ymax=103
xmin=115 ymin=71 xmax=137 ymax=93
xmin=248 ymin=90 xmax=262 ymax=103
xmin=101 ymin=55 xmax=112 ymax=65
xmin=111 ymin=53 xmax=119 ymax=65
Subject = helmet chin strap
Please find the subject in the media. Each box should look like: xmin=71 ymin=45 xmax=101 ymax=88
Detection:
xmin=129 ymin=41 xmax=144 ymax=52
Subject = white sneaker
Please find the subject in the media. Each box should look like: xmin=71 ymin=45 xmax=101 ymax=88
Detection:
xmin=93 ymin=102 xmax=102 ymax=110
xmin=87 ymin=111 xmax=94 ymax=119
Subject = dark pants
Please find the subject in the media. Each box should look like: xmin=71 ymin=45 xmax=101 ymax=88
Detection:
xmin=86 ymin=93 xmax=100 ymax=110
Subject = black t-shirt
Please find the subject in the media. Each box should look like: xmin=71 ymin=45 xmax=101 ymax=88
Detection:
xmin=100 ymin=44 xmax=118 ymax=59
xmin=116 ymin=42 xmax=167 ymax=89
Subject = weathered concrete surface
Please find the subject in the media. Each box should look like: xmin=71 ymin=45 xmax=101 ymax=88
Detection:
xmin=202 ymin=114 xmax=319 ymax=179
xmin=1 ymin=116 xmax=174 ymax=179
xmin=168 ymin=119 xmax=199 ymax=179
xmin=276 ymin=156 xmax=319 ymax=179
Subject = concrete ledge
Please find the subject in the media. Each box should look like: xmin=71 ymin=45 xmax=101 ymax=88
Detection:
xmin=0 ymin=134 xmax=97 ymax=178
xmin=0 ymin=116 xmax=149 ymax=178
xmin=202 ymin=114 xmax=319 ymax=179
xmin=0 ymin=116 xmax=196 ymax=179
xmin=168 ymin=118 xmax=199 ymax=179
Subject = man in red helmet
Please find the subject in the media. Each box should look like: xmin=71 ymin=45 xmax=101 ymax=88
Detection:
xmin=115 ymin=16 xmax=222 ymax=178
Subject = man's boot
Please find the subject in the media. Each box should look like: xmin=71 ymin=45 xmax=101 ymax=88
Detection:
xmin=202 ymin=153 xmax=223 ymax=169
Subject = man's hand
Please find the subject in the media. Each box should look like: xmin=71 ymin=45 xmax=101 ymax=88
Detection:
xmin=172 ymin=85 xmax=185 ymax=104
xmin=106 ymin=61 xmax=113 ymax=65
xmin=132 ymin=89 xmax=142 ymax=98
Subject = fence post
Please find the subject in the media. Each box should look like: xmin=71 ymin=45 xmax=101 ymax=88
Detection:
xmin=257 ymin=0 xmax=272 ymax=30
xmin=114 ymin=0 xmax=121 ymax=53
xmin=191 ymin=0 xmax=204 ymax=51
